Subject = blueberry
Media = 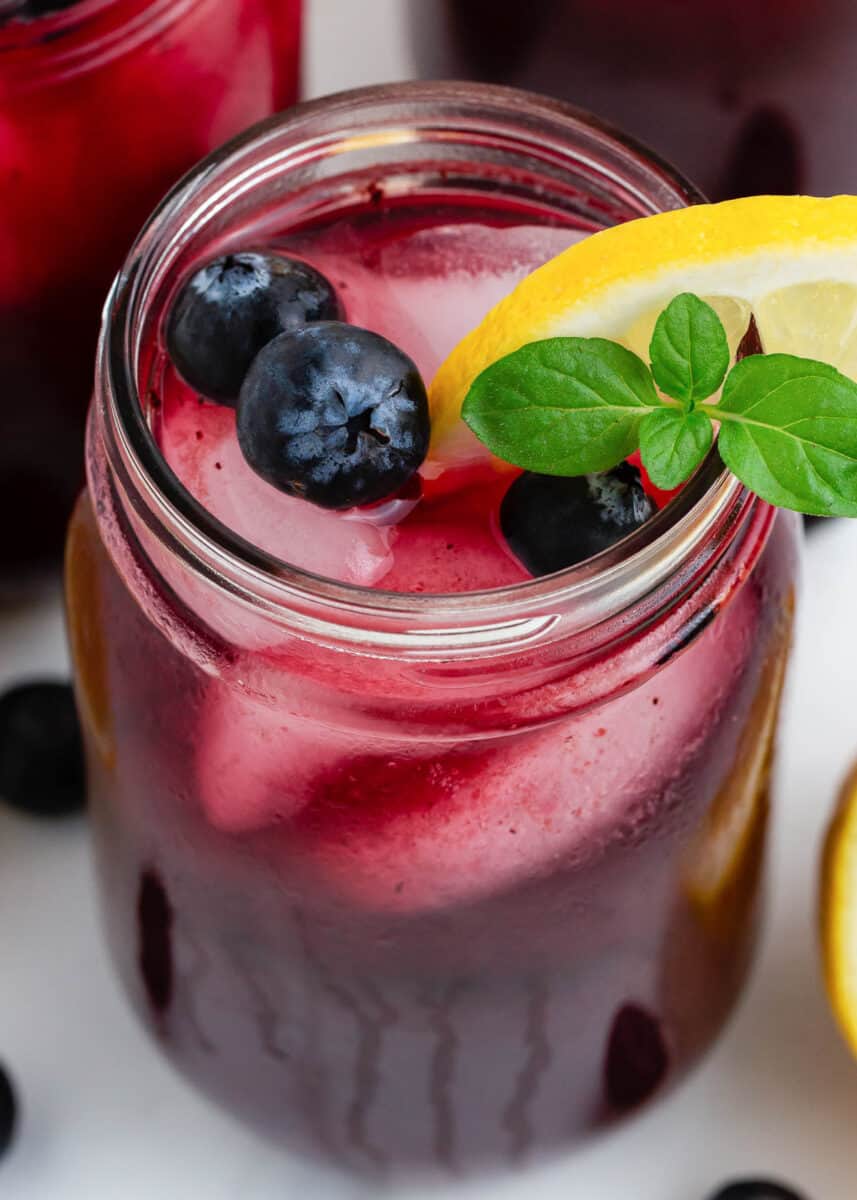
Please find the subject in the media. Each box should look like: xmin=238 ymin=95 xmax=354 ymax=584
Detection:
xmin=237 ymin=322 xmax=430 ymax=510
xmin=137 ymin=868 xmax=174 ymax=1018
xmin=604 ymin=1004 xmax=668 ymax=1111
xmin=0 ymin=1063 xmax=17 ymax=1159
xmin=165 ymin=252 xmax=343 ymax=405
xmin=500 ymin=463 xmax=655 ymax=576
xmin=707 ymin=1183 xmax=807 ymax=1200
xmin=0 ymin=682 xmax=85 ymax=817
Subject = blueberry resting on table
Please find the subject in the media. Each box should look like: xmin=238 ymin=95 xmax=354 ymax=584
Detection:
xmin=0 ymin=1062 xmax=17 ymax=1159
xmin=237 ymin=321 xmax=431 ymax=509
xmin=166 ymin=252 xmax=343 ymax=405
xmin=707 ymin=1181 xmax=807 ymax=1200
xmin=500 ymin=463 xmax=655 ymax=576
xmin=0 ymin=682 xmax=85 ymax=817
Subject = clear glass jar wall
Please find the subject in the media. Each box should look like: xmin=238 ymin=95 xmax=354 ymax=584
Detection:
xmin=66 ymin=84 xmax=800 ymax=1174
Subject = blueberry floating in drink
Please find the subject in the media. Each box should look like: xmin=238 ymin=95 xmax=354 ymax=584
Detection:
xmin=500 ymin=464 xmax=654 ymax=576
xmin=167 ymin=253 xmax=344 ymax=406
xmin=237 ymin=322 xmax=431 ymax=510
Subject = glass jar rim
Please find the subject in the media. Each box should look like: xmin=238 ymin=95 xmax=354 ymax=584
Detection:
xmin=0 ymin=0 xmax=196 ymax=66
xmin=98 ymin=80 xmax=751 ymax=643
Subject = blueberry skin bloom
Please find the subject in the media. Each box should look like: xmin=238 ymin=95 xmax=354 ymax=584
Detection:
xmin=500 ymin=463 xmax=655 ymax=576
xmin=166 ymin=253 xmax=342 ymax=405
xmin=237 ymin=322 xmax=431 ymax=510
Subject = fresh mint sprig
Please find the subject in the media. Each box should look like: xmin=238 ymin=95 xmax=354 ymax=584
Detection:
xmin=638 ymin=407 xmax=713 ymax=490
xmin=462 ymin=293 xmax=857 ymax=517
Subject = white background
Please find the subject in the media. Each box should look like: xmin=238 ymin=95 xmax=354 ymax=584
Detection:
xmin=3 ymin=2 xmax=857 ymax=1197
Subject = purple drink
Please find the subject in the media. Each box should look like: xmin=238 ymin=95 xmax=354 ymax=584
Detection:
xmin=66 ymin=84 xmax=799 ymax=1175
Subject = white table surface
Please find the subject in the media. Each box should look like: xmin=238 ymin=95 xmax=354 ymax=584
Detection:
xmin=4 ymin=3 xmax=857 ymax=1197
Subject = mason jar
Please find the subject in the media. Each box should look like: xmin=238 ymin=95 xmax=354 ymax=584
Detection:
xmin=66 ymin=82 xmax=800 ymax=1175
xmin=0 ymin=0 xmax=301 ymax=577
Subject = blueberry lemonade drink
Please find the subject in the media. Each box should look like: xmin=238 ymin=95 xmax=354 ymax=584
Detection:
xmin=0 ymin=0 xmax=301 ymax=576
xmin=67 ymin=83 xmax=843 ymax=1174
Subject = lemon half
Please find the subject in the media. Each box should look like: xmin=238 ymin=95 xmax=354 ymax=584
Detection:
xmin=821 ymin=765 xmax=857 ymax=1055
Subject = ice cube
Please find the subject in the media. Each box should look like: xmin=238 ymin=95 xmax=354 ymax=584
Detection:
xmin=196 ymin=649 xmax=439 ymax=833
xmin=157 ymin=387 xmax=395 ymax=588
xmin=282 ymin=221 xmax=583 ymax=381
xmin=195 ymin=665 xmax=334 ymax=832
xmin=288 ymin=578 xmax=761 ymax=913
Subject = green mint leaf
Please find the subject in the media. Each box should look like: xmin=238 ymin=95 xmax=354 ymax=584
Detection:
xmin=714 ymin=353 xmax=857 ymax=517
xmin=462 ymin=337 xmax=661 ymax=475
xmin=638 ymin=408 xmax=714 ymax=490
xmin=649 ymin=293 xmax=730 ymax=408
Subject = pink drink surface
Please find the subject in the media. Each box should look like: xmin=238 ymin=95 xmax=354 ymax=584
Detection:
xmin=71 ymin=202 xmax=800 ymax=1173
xmin=154 ymin=218 xmax=583 ymax=592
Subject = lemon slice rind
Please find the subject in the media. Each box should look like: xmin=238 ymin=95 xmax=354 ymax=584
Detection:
xmin=821 ymin=765 xmax=857 ymax=1056
xmin=430 ymin=195 xmax=857 ymax=457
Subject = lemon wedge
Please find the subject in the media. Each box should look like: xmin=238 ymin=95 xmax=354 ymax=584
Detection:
xmin=429 ymin=195 xmax=857 ymax=466
xmin=821 ymin=764 xmax=857 ymax=1055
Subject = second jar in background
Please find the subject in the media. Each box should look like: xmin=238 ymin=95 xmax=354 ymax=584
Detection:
xmin=0 ymin=0 xmax=301 ymax=578
xmin=413 ymin=0 xmax=853 ymax=201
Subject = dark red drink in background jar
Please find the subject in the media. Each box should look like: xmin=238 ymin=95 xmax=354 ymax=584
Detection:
xmin=0 ymin=0 xmax=301 ymax=578
xmin=412 ymin=0 xmax=848 ymax=201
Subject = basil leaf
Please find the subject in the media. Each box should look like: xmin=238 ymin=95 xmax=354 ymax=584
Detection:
xmin=462 ymin=337 xmax=660 ymax=475
xmin=715 ymin=353 xmax=857 ymax=517
xmin=649 ymin=293 xmax=730 ymax=408
xmin=639 ymin=408 xmax=714 ymax=490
